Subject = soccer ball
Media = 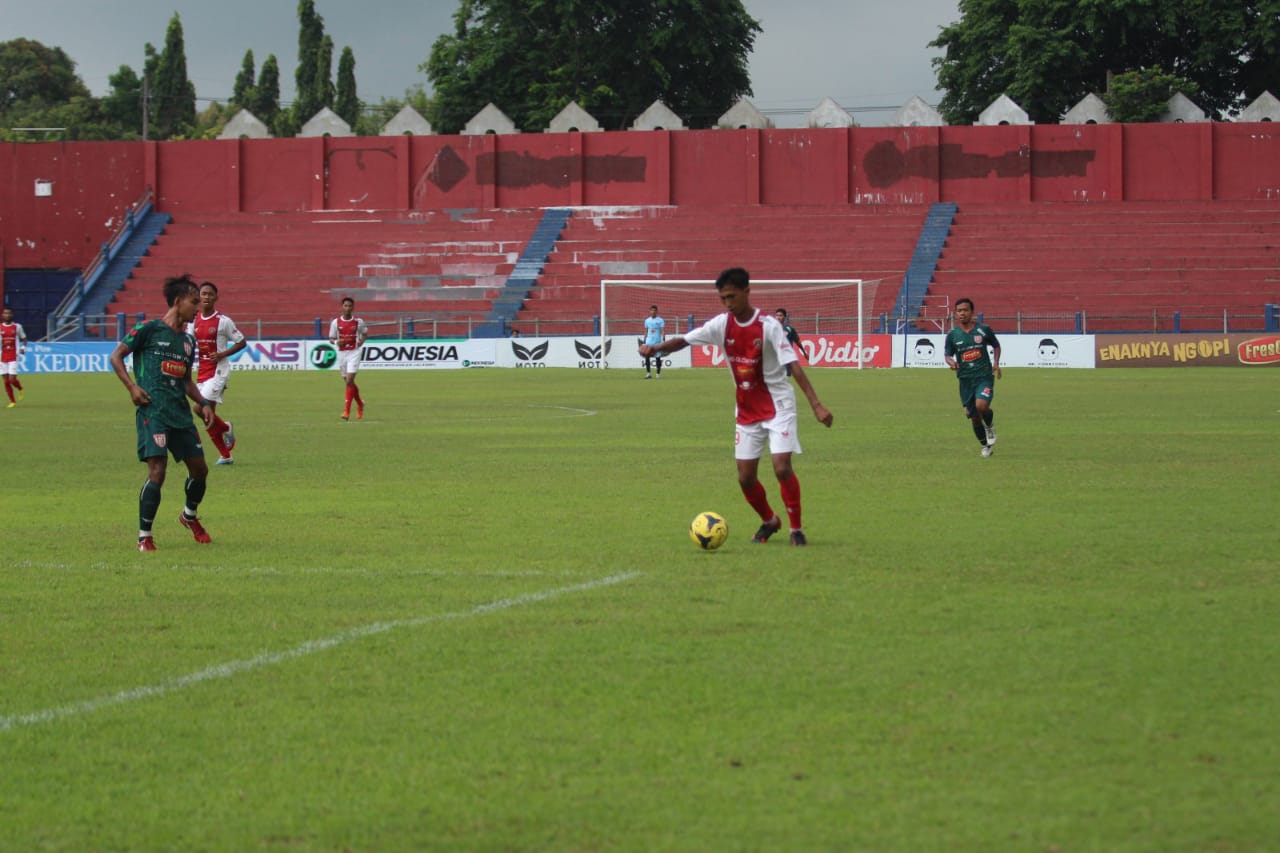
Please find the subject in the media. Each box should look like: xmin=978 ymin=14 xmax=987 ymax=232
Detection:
xmin=689 ymin=511 xmax=729 ymax=550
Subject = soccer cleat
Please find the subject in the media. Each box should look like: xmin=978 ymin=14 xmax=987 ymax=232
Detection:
xmin=356 ymin=403 xmax=364 ymax=420
xmin=223 ymin=421 xmax=236 ymax=451
xmin=789 ymin=530 xmax=808 ymax=547
xmin=16 ymin=388 xmax=23 ymax=401
xmin=644 ymin=373 xmax=652 ymax=379
xmin=179 ymin=512 xmax=212 ymax=543
xmin=981 ymin=444 xmax=994 ymax=458
xmin=751 ymin=517 xmax=783 ymax=543
xmin=137 ymin=536 xmax=157 ymax=552
xmin=341 ymin=410 xmax=350 ymax=421
xmin=984 ymin=425 xmax=997 ymax=446
xmin=5 ymin=402 xmax=13 ymax=408
xmin=215 ymin=456 xmax=235 ymax=465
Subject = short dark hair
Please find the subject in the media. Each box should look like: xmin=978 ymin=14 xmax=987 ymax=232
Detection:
xmin=775 ymin=308 xmax=788 ymax=318
xmin=715 ymin=267 xmax=750 ymax=290
xmin=341 ymin=296 xmax=355 ymax=306
xmin=200 ymin=281 xmax=218 ymax=294
xmin=954 ymin=297 xmax=974 ymax=310
xmin=649 ymin=304 xmax=658 ymax=311
xmin=163 ymin=274 xmax=199 ymax=307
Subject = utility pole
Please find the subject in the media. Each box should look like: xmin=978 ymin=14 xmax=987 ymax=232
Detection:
xmin=142 ymin=75 xmax=150 ymax=141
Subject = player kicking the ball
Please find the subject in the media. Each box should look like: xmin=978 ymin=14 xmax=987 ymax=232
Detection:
xmin=639 ymin=267 xmax=833 ymax=546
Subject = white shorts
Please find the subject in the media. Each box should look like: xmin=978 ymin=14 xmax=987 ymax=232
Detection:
xmin=0 ymin=360 xmax=17 ymax=376
xmin=197 ymin=375 xmax=229 ymax=404
xmin=336 ymin=349 xmax=361 ymax=376
xmin=734 ymin=409 xmax=802 ymax=460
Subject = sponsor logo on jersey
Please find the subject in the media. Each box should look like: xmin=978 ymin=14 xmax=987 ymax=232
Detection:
xmin=962 ymin=349 xmax=983 ymax=362
xmin=153 ymin=433 xmax=167 ymax=448
xmin=161 ymin=359 xmax=187 ymax=377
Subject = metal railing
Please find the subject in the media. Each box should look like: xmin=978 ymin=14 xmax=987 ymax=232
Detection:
xmin=45 ymin=188 xmax=156 ymax=342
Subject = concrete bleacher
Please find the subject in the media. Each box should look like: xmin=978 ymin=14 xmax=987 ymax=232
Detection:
xmin=928 ymin=201 xmax=1280 ymax=332
xmin=515 ymin=205 xmax=927 ymax=336
xmin=108 ymin=209 xmax=544 ymax=338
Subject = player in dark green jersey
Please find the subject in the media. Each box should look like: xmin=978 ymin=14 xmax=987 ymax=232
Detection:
xmin=110 ymin=274 xmax=216 ymax=551
xmin=944 ymin=297 xmax=1002 ymax=457
xmin=774 ymin=308 xmax=807 ymax=376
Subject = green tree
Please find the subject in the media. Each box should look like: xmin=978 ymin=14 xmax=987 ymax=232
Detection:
xmin=293 ymin=0 xmax=326 ymax=126
xmin=150 ymin=13 xmax=197 ymax=139
xmin=424 ymin=0 xmax=760 ymax=133
xmin=1104 ymin=68 xmax=1201 ymax=123
xmin=101 ymin=65 xmax=144 ymax=138
xmin=254 ymin=54 xmax=282 ymax=130
xmin=335 ymin=46 xmax=358 ymax=128
xmin=316 ymin=35 xmax=336 ymax=110
xmin=0 ymin=38 xmax=90 ymax=116
xmin=931 ymin=0 xmax=1272 ymax=124
xmin=233 ymin=49 xmax=256 ymax=110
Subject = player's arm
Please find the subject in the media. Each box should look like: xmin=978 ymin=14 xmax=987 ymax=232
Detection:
xmin=639 ymin=336 xmax=689 ymax=358
xmin=182 ymin=372 xmax=214 ymax=426
xmin=943 ymin=336 xmax=959 ymax=371
xmin=356 ymin=319 xmax=369 ymax=346
xmin=219 ymin=322 xmax=248 ymax=361
xmin=17 ymin=324 xmax=26 ymax=352
xmin=788 ymin=361 xmax=833 ymax=427
xmin=328 ymin=319 xmax=339 ymax=345
xmin=991 ymin=343 xmax=1002 ymax=378
xmin=110 ymin=341 xmax=150 ymax=406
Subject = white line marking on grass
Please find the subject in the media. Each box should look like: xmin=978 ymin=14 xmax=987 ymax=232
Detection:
xmin=528 ymin=404 xmax=597 ymax=417
xmin=0 ymin=572 xmax=639 ymax=732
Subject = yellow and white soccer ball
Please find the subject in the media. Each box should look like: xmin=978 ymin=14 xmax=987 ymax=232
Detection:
xmin=689 ymin=511 xmax=729 ymax=550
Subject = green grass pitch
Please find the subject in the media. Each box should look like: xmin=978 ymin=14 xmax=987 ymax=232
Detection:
xmin=1 ymin=366 xmax=1277 ymax=850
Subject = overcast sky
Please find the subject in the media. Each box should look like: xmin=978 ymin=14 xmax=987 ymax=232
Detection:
xmin=5 ymin=0 xmax=960 ymax=128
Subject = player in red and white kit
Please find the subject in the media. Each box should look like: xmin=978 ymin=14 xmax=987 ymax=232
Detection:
xmin=1 ymin=307 xmax=28 ymax=407
xmin=328 ymin=296 xmax=368 ymax=420
xmin=639 ymin=268 xmax=834 ymax=546
xmin=188 ymin=282 xmax=246 ymax=464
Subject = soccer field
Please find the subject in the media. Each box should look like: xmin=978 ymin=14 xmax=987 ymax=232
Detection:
xmin=2 ymin=367 xmax=1277 ymax=850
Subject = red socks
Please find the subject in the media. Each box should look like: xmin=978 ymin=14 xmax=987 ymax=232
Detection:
xmin=206 ymin=416 xmax=231 ymax=458
xmin=779 ymin=473 xmax=802 ymax=531
xmin=741 ymin=479 xmax=774 ymax=522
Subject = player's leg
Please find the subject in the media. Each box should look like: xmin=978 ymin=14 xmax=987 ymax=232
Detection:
xmin=643 ymin=355 xmax=652 ymax=378
xmin=736 ymin=425 xmax=781 ymax=541
xmin=342 ymin=370 xmax=355 ymax=419
xmin=9 ymin=365 xmax=22 ymax=400
xmin=3 ymin=368 xmax=13 ymax=404
xmin=767 ymin=414 xmax=806 ymax=544
xmin=974 ymin=380 xmax=996 ymax=454
xmin=175 ymin=431 xmax=212 ymax=543
xmin=138 ymin=456 xmax=167 ymax=550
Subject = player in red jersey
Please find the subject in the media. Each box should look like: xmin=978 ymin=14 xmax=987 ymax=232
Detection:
xmin=188 ymin=282 xmax=246 ymax=464
xmin=328 ymin=296 xmax=368 ymax=420
xmin=1 ymin=307 xmax=28 ymax=407
xmin=639 ymin=268 xmax=834 ymax=546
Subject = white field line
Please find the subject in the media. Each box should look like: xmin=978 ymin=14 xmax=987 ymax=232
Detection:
xmin=0 ymin=571 xmax=639 ymax=732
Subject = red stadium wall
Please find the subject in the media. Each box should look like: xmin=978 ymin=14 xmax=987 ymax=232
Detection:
xmin=4 ymin=123 xmax=1280 ymax=270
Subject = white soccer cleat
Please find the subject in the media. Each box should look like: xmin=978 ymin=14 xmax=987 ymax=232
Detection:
xmin=985 ymin=425 xmax=997 ymax=446
xmin=981 ymin=444 xmax=994 ymax=458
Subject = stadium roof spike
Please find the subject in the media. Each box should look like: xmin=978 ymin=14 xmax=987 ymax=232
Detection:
xmin=381 ymin=104 xmax=432 ymax=136
xmin=807 ymin=97 xmax=854 ymax=128
xmin=889 ymin=96 xmax=942 ymax=127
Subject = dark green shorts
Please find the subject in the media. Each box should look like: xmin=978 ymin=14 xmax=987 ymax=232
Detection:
xmin=958 ymin=375 xmax=995 ymax=415
xmin=136 ymin=410 xmax=204 ymax=462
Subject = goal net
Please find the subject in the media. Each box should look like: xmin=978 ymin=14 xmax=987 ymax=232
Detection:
xmin=600 ymin=278 xmax=882 ymax=368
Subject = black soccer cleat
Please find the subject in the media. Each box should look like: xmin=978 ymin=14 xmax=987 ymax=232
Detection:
xmin=751 ymin=517 xmax=783 ymax=543
xmin=789 ymin=530 xmax=808 ymax=547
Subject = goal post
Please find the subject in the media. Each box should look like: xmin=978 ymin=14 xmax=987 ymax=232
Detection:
xmin=600 ymin=278 xmax=880 ymax=368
